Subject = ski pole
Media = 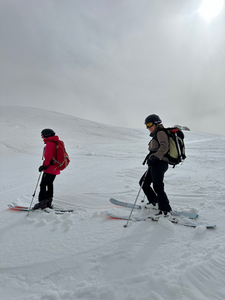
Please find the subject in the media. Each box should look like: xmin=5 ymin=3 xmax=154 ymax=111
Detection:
xmin=172 ymin=129 xmax=182 ymax=161
xmin=124 ymin=168 xmax=149 ymax=228
xmin=27 ymin=172 xmax=42 ymax=216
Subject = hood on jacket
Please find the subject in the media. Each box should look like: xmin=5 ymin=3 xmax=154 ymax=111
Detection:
xmin=43 ymin=135 xmax=59 ymax=144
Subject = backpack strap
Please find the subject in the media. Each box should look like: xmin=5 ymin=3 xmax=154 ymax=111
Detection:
xmin=43 ymin=140 xmax=57 ymax=165
xmin=152 ymin=128 xmax=168 ymax=151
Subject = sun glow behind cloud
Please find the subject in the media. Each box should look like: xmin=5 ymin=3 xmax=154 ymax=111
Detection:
xmin=199 ymin=0 xmax=224 ymax=19
xmin=0 ymin=0 xmax=225 ymax=135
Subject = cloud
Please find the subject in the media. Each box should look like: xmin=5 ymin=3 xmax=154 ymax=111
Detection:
xmin=0 ymin=0 xmax=224 ymax=135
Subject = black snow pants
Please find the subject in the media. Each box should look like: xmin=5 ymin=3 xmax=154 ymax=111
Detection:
xmin=38 ymin=173 xmax=56 ymax=202
xmin=139 ymin=160 xmax=171 ymax=212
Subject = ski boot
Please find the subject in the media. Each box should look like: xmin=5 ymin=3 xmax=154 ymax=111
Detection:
xmin=145 ymin=202 xmax=158 ymax=210
xmin=33 ymin=200 xmax=48 ymax=210
xmin=151 ymin=211 xmax=178 ymax=223
xmin=46 ymin=197 xmax=53 ymax=209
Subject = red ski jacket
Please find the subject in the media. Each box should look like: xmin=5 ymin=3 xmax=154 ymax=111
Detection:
xmin=42 ymin=136 xmax=60 ymax=175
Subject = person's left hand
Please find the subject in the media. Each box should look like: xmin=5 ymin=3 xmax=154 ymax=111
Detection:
xmin=38 ymin=165 xmax=48 ymax=172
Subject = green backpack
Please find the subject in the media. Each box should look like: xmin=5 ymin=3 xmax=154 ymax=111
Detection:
xmin=155 ymin=127 xmax=186 ymax=167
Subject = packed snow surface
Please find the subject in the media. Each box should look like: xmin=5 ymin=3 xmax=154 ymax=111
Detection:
xmin=0 ymin=106 xmax=225 ymax=300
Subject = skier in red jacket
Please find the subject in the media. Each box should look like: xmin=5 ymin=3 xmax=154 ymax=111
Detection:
xmin=33 ymin=129 xmax=60 ymax=210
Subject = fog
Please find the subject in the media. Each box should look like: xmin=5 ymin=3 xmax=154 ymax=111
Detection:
xmin=0 ymin=0 xmax=224 ymax=135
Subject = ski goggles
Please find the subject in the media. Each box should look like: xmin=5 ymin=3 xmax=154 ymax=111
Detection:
xmin=146 ymin=122 xmax=154 ymax=128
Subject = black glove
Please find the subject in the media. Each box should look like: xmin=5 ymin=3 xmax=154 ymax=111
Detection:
xmin=38 ymin=165 xmax=48 ymax=172
xmin=147 ymin=155 xmax=159 ymax=166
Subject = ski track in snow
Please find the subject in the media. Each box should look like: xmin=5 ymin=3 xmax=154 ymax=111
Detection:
xmin=0 ymin=106 xmax=225 ymax=300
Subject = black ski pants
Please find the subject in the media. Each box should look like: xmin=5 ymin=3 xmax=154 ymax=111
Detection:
xmin=139 ymin=161 xmax=171 ymax=212
xmin=38 ymin=173 xmax=56 ymax=202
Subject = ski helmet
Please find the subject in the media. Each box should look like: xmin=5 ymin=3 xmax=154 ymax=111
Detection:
xmin=145 ymin=114 xmax=162 ymax=128
xmin=41 ymin=128 xmax=55 ymax=138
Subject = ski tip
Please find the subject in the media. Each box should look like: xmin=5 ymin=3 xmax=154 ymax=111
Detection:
xmin=206 ymin=225 xmax=216 ymax=229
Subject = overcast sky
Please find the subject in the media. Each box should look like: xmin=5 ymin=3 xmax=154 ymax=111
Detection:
xmin=0 ymin=0 xmax=224 ymax=135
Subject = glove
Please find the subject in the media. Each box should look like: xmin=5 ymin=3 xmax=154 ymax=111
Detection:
xmin=147 ymin=155 xmax=159 ymax=166
xmin=38 ymin=165 xmax=48 ymax=172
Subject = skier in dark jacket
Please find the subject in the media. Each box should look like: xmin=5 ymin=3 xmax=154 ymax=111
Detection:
xmin=33 ymin=129 xmax=60 ymax=210
xmin=140 ymin=114 xmax=172 ymax=220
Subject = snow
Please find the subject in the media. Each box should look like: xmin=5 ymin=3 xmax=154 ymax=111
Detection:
xmin=0 ymin=106 xmax=225 ymax=300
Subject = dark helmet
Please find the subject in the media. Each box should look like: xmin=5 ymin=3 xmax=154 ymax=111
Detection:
xmin=41 ymin=128 xmax=55 ymax=138
xmin=145 ymin=114 xmax=162 ymax=127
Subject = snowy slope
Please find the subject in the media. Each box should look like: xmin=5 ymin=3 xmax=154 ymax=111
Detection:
xmin=0 ymin=106 xmax=225 ymax=300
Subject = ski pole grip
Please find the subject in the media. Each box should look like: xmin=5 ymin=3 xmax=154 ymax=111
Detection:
xmin=171 ymin=129 xmax=179 ymax=134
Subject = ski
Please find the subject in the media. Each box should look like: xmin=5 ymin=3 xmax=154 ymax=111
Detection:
xmin=109 ymin=198 xmax=198 ymax=219
xmin=11 ymin=202 xmax=73 ymax=212
xmin=8 ymin=204 xmax=73 ymax=214
xmin=110 ymin=198 xmax=142 ymax=210
xmin=105 ymin=211 xmax=216 ymax=229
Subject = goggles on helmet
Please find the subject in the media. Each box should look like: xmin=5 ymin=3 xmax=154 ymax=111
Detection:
xmin=146 ymin=122 xmax=154 ymax=128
